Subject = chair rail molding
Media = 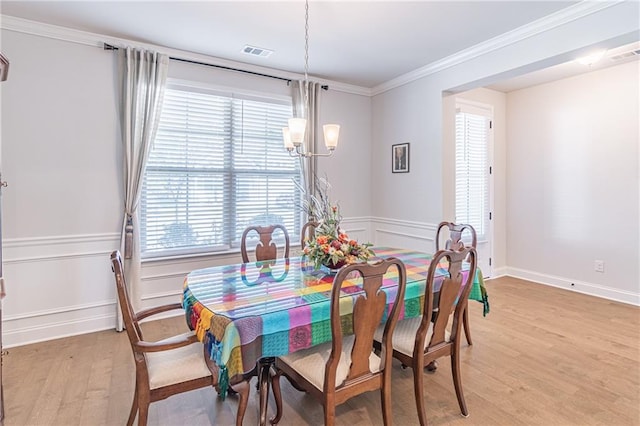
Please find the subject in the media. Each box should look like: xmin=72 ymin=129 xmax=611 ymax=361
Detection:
xmin=3 ymin=233 xmax=120 ymax=263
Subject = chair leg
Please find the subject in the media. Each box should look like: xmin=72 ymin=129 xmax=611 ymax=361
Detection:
xmin=451 ymin=346 xmax=468 ymax=417
xmin=413 ymin=362 xmax=428 ymax=426
xmin=137 ymin=400 xmax=149 ymax=426
xmin=323 ymin=403 xmax=336 ymax=426
xmin=230 ymin=380 xmax=250 ymax=426
xmin=381 ymin=372 xmax=393 ymax=426
xmin=463 ymin=306 xmax=472 ymax=346
xmin=258 ymin=359 xmax=272 ymax=426
xmin=127 ymin=385 xmax=138 ymax=426
xmin=269 ymin=368 xmax=283 ymax=425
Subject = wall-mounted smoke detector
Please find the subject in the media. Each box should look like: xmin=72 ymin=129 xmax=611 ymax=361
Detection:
xmin=242 ymin=45 xmax=273 ymax=58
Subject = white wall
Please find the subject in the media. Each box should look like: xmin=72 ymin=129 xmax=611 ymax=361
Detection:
xmin=371 ymin=1 xmax=639 ymax=303
xmin=0 ymin=26 xmax=372 ymax=347
xmin=505 ymin=61 xmax=639 ymax=302
xmin=1 ymin=30 xmax=122 ymax=346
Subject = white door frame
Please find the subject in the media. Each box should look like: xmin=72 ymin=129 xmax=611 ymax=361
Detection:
xmin=454 ymin=98 xmax=494 ymax=277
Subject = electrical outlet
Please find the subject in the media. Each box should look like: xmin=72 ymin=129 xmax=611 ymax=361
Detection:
xmin=594 ymin=260 xmax=605 ymax=273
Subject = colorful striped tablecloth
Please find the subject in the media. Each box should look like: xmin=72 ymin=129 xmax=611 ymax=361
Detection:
xmin=182 ymin=247 xmax=487 ymax=387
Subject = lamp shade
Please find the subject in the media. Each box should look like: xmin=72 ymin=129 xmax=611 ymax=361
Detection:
xmin=323 ymin=124 xmax=340 ymax=150
xmin=288 ymin=118 xmax=307 ymax=146
xmin=282 ymin=127 xmax=294 ymax=150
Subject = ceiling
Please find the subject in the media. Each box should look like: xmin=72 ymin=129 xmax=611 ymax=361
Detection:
xmin=1 ymin=0 xmax=589 ymax=90
xmin=487 ymin=40 xmax=640 ymax=92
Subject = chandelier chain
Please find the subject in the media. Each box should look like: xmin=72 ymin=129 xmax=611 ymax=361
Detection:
xmin=283 ymin=0 xmax=337 ymax=158
xmin=304 ymin=0 xmax=309 ymax=107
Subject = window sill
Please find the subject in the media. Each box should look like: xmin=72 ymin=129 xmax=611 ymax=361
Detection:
xmin=141 ymin=248 xmax=240 ymax=264
xmin=141 ymin=243 xmax=303 ymax=264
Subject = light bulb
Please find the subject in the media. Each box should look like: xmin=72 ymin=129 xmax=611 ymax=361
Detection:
xmin=288 ymin=118 xmax=307 ymax=146
xmin=282 ymin=127 xmax=294 ymax=150
xmin=323 ymin=124 xmax=340 ymax=150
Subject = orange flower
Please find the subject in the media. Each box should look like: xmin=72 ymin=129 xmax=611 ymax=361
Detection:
xmin=317 ymin=235 xmax=328 ymax=245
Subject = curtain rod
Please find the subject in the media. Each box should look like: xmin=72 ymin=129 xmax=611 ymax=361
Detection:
xmin=103 ymin=43 xmax=329 ymax=90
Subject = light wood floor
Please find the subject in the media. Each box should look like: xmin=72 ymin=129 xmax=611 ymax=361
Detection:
xmin=3 ymin=276 xmax=639 ymax=426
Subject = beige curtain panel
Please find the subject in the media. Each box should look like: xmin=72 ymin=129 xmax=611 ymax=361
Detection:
xmin=117 ymin=47 xmax=169 ymax=329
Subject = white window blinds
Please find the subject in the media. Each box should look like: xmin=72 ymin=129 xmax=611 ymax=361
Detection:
xmin=141 ymin=85 xmax=299 ymax=257
xmin=455 ymin=102 xmax=491 ymax=240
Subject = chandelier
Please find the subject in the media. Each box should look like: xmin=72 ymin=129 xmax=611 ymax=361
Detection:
xmin=283 ymin=0 xmax=340 ymax=158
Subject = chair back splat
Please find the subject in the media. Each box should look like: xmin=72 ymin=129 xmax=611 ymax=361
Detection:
xmin=435 ymin=221 xmax=477 ymax=251
xmin=300 ymin=220 xmax=319 ymax=249
xmin=271 ymin=258 xmax=407 ymax=426
xmin=435 ymin=221 xmax=477 ymax=346
xmin=241 ymin=224 xmax=290 ymax=263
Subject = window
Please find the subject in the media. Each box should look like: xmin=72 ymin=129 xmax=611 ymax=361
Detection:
xmin=455 ymin=101 xmax=491 ymax=240
xmin=141 ymin=83 xmax=300 ymax=257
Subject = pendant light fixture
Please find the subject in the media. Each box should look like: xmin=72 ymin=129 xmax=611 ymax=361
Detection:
xmin=283 ymin=0 xmax=340 ymax=157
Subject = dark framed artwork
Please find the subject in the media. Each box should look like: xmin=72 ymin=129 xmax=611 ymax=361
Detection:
xmin=0 ymin=52 xmax=9 ymax=82
xmin=392 ymin=143 xmax=409 ymax=173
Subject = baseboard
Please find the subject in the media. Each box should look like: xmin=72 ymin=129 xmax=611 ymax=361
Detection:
xmin=505 ymin=267 xmax=640 ymax=306
xmin=2 ymin=307 xmax=117 ymax=348
xmin=490 ymin=267 xmax=509 ymax=278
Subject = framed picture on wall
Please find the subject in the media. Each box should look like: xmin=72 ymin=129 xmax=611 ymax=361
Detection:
xmin=0 ymin=52 xmax=9 ymax=82
xmin=392 ymin=143 xmax=409 ymax=173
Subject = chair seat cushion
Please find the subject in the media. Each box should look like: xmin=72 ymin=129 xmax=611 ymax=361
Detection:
xmin=374 ymin=316 xmax=450 ymax=357
xmin=278 ymin=335 xmax=381 ymax=390
xmin=146 ymin=332 xmax=213 ymax=390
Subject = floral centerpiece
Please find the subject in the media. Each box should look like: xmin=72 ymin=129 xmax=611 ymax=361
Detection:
xmin=299 ymin=176 xmax=374 ymax=270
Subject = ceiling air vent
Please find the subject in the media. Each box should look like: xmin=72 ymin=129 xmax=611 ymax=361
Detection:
xmin=242 ymin=45 xmax=273 ymax=58
xmin=610 ymin=49 xmax=640 ymax=62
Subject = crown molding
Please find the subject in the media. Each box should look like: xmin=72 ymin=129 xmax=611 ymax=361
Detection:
xmin=371 ymin=0 xmax=624 ymax=96
xmin=0 ymin=14 xmax=371 ymax=96
xmin=0 ymin=0 xmax=622 ymax=98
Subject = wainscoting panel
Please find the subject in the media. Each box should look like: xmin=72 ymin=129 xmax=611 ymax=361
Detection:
xmin=3 ymin=221 xmax=636 ymax=349
xmin=370 ymin=217 xmax=437 ymax=252
xmin=338 ymin=216 xmax=371 ymax=245
xmin=139 ymin=250 xmax=243 ymax=313
xmin=2 ymin=233 xmax=120 ymax=348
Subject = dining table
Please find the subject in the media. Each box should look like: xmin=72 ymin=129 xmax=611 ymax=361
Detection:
xmin=182 ymin=246 xmax=488 ymax=425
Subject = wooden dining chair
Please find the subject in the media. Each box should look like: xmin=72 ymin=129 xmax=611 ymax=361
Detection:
xmin=270 ymin=258 xmax=407 ymax=426
xmin=240 ymin=224 xmax=290 ymax=263
xmin=435 ymin=221 xmax=477 ymax=345
xmin=300 ymin=219 xmax=319 ymax=248
xmin=110 ymin=251 xmax=249 ymax=426
xmin=374 ymin=246 xmax=477 ymax=426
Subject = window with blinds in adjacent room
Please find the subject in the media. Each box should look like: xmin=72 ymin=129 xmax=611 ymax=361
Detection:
xmin=140 ymin=83 xmax=300 ymax=258
xmin=455 ymin=101 xmax=491 ymax=241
